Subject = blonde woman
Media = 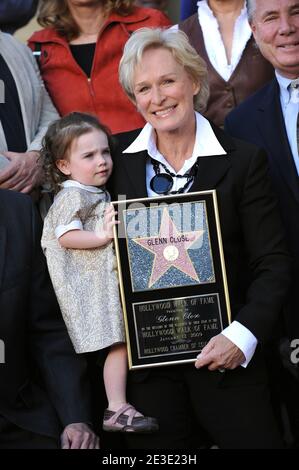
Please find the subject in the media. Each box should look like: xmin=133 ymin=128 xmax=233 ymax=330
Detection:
xmin=110 ymin=27 xmax=290 ymax=449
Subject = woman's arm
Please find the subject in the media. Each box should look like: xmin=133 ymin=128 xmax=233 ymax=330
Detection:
xmin=59 ymin=205 xmax=118 ymax=249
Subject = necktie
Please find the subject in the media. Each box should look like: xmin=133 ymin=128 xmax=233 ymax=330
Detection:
xmin=290 ymin=79 xmax=299 ymax=155
xmin=290 ymin=78 xmax=299 ymax=103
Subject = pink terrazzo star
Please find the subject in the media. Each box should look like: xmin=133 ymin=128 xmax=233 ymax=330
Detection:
xmin=132 ymin=208 xmax=204 ymax=287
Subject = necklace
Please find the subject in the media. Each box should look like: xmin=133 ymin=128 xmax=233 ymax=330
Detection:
xmin=150 ymin=158 xmax=199 ymax=195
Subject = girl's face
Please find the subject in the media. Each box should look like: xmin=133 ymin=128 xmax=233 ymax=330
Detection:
xmin=57 ymin=128 xmax=113 ymax=187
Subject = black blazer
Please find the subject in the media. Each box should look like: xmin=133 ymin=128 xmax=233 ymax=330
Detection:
xmin=110 ymin=125 xmax=291 ymax=344
xmin=0 ymin=190 xmax=92 ymax=438
xmin=225 ymin=79 xmax=299 ymax=338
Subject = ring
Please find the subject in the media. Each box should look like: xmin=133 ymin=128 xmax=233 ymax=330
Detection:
xmin=218 ymin=368 xmax=225 ymax=373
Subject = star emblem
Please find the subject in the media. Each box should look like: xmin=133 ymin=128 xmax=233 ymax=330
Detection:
xmin=132 ymin=208 xmax=204 ymax=288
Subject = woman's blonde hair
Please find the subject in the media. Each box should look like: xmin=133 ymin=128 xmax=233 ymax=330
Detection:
xmin=38 ymin=0 xmax=135 ymax=41
xmin=41 ymin=112 xmax=113 ymax=193
xmin=119 ymin=27 xmax=209 ymax=113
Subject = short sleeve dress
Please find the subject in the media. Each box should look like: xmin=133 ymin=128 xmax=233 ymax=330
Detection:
xmin=41 ymin=181 xmax=125 ymax=353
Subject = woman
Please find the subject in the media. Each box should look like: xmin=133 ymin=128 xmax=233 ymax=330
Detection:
xmin=28 ymin=0 xmax=171 ymax=134
xmin=110 ymin=27 xmax=290 ymax=449
xmin=179 ymin=0 xmax=274 ymax=127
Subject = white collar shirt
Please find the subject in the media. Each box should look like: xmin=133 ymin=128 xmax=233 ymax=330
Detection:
xmin=123 ymin=111 xmax=256 ymax=367
xmin=197 ymin=0 xmax=252 ymax=82
xmin=123 ymin=111 xmax=226 ymax=197
xmin=276 ymin=71 xmax=299 ymax=175
xmin=61 ymin=179 xmax=107 ymax=194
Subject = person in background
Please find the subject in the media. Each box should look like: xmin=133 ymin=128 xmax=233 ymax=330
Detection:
xmin=28 ymin=0 xmax=171 ymax=135
xmin=178 ymin=0 xmax=274 ymax=127
xmin=135 ymin=1 xmax=166 ymax=11
xmin=0 ymin=0 xmax=38 ymax=33
xmin=109 ymin=26 xmax=291 ymax=449
xmin=0 ymin=188 xmax=99 ymax=449
xmin=0 ymin=29 xmax=58 ymax=202
xmin=180 ymin=0 xmax=197 ymax=20
xmin=225 ymin=0 xmax=299 ymax=448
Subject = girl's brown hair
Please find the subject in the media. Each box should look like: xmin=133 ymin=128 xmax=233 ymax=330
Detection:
xmin=38 ymin=0 xmax=135 ymax=41
xmin=41 ymin=112 xmax=113 ymax=193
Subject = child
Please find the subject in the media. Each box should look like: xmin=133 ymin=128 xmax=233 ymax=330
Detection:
xmin=41 ymin=112 xmax=158 ymax=434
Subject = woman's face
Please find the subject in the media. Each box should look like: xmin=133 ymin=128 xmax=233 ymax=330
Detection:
xmin=132 ymin=47 xmax=199 ymax=135
xmin=66 ymin=0 xmax=103 ymax=9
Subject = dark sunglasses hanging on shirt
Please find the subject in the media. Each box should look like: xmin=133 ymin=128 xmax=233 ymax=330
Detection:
xmin=150 ymin=158 xmax=199 ymax=195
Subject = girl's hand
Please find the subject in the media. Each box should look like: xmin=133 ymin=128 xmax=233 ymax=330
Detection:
xmin=96 ymin=204 xmax=119 ymax=243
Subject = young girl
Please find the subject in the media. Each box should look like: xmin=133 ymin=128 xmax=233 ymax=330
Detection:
xmin=41 ymin=112 xmax=158 ymax=434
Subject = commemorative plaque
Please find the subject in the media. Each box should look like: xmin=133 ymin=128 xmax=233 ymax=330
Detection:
xmin=113 ymin=191 xmax=231 ymax=369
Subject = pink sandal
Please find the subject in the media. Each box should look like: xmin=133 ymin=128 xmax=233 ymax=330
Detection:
xmin=103 ymin=403 xmax=158 ymax=433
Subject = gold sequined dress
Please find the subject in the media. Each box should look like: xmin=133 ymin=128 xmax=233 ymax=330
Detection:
xmin=41 ymin=180 xmax=125 ymax=353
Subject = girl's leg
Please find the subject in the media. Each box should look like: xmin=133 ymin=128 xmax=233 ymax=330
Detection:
xmin=103 ymin=344 xmax=158 ymax=432
xmin=103 ymin=343 xmax=132 ymax=412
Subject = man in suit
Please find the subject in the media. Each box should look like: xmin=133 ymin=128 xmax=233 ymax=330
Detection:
xmin=0 ymin=29 xmax=58 ymax=195
xmin=0 ymin=189 xmax=99 ymax=449
xmin=225 ymin=0 xmax=299 ymax=447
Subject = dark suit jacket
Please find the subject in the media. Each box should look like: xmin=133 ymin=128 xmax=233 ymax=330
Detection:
xmin=0 ymin=190 xmax=92 ymax=438
xmin=225 ymin=79 xmax=299 ymax=339
xmin=110 ymin=125 xmax=291 ymax=345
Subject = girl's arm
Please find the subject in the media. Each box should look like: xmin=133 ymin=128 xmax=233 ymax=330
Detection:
xmin=59 ymin=205 xmax=118 ymax=249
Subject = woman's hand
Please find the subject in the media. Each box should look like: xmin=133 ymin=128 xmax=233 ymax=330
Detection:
xmin=194 ymin=334 xmax=246 ymax=371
